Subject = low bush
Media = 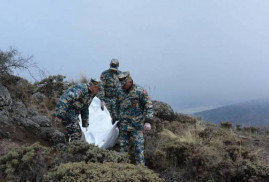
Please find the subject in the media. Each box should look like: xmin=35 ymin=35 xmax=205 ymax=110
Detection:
xmin=44 ymin=162 xmax=163 ymax=182
xmin=220 ymin=121 xmax=233 ymax=129
xmin=0 ymin=143 xmax=51 ymax=182
xmin=55 ymin=141 xmax=130 ymax=164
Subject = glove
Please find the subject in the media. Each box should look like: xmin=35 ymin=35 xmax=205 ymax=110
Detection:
xmin=144 ymin=123 xmax=151 ymax=131
xmin=55 ymin=117 xmax=63 ymax=123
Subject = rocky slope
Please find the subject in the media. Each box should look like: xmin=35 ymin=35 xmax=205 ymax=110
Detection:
xmin=0 ymin=74 xmax=269 ymax=182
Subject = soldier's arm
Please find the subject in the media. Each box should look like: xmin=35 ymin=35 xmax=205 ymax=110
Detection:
xmin=81 ymin=105 xmax=89 ymax=127
xmin=140 ymin=90 xmax=154 ymax=124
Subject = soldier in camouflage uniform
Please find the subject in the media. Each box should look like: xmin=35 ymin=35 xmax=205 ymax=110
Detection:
xmin=115 ymin=71 xmax=153 ymax=165
xmin=55 ymin=78 xmax=102 ymax=142
xmin=99 ymin=59 xmax=122 ymax=123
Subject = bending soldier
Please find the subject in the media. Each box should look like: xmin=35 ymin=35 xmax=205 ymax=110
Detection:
xmin=54 ymin=78 xmax=102 ymax=142
xmin=116 ymin=71 xmax=153 ymax=165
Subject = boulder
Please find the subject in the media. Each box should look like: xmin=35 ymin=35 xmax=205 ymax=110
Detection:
xmin=27 ymin=107 xmax=38 ymax=117
xmin=16 ymin=118 xmax=40 ymax=134
xmin=48 ymin=129 xmax=66 ymax=145
xmin=39 ymin=127 xmax=66 ymax=145
xmin=152 ymin=100 xmax=175 ymax=121
xmin=31 ymin=115 xmax=52 ymax=127
xmin=0 ymin=84 xmax=12 ymax=110
xmin=31 ymin=92 xmax=47 ymax=104
xmin=11 ymin=100 xmax=27 ymax=119
xmin=0 ymin=110 xmax=10 ymax=126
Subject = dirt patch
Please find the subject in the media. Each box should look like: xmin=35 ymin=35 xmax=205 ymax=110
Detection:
xmin=0 ymin=125 xmax=50 ymax=155
xmin=0 ymin=139 xmax=21 ymax=155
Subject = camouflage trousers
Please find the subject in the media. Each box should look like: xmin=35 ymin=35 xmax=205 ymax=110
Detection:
xmin=104 ymin=97 xmax=117 ymax=123
xmin=62 ymin=110 xmax=82 ymax=142
xmin=119 ymin=129 xmax=145 ymax=165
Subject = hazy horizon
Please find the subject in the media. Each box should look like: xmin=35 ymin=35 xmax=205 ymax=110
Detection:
xmin=1 ymin=0 xmax=269 ymax=113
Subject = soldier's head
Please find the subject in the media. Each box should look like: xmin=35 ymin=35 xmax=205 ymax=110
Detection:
xmin=119 ymin=71 xmax=133 ymax=90
xmin=88 ymin=78 xmax=101 ymax=94
xmin=110 ymin=59 xmax=119 ymax=72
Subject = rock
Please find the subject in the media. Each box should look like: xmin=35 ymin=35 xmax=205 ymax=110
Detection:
xmin=48 ymin=130 xmax=66 ymax=144
xmin=0 ymin=84 xmax=12 ymax=110
xmin=152 ymin=100 xmax=175 ymax=121
xmin=31 ymin=92 xmax=47 ymax=104
xmin=0 ymin=110 xmax=10 ymax=126
xmin=16 ymin=118 xmax=40 ymax=134
xmin=31 ymin=115 xmax=52 ymax=127
xmin=11 ymin=100 xmax=27 ymax=119
xmin=27 ymin=107 xmax=38 ymax=117
xmin=39 ymin=127 xmax=66 ymax=145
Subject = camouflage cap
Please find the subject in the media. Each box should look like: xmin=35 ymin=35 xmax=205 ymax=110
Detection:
xmin=110 ymin=59 xmax=119 ymax=71
xmin=119 ymin=71 xmax=132 ymax=83
xmin=88 ymin=78 xmax=102 ymax=87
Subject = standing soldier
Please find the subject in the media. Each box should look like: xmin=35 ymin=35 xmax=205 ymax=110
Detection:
xmin=116 ymin=71 xmax=153 ymax=165
xmin=99 ymin=59 xmax=122 ymax=123
xmin=54 ymin=78 xmax=102 ymax=142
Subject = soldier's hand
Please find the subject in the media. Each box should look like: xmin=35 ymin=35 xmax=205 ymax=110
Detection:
xmin=144 ymin=123 xmax=151 ymax=131
xmin=55 ymin=117 xmax=63 ymax=123
xmin=100 ymin=101 xmax=105 ymax=111
xmin=85 ymin=127 xmax=88 ymax=132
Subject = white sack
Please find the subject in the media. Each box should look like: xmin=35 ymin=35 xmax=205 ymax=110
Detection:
xmin=79 ymin=97 xmax=119 ymax=149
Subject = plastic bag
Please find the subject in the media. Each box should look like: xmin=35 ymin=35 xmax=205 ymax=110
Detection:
xmin=79 ymin=97 xmax=119 ymax=149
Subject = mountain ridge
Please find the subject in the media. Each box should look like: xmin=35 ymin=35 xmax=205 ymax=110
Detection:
xmin=194 ymin=99 xmax=269 ymax=126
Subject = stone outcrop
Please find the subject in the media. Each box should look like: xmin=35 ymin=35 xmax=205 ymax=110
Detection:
xmin=31 ymin=92 xmax=47 ymax=104
xmin=0 ymin=85 xmax=65 ymax=145
xmin=152 ymin=100 xmax=175 ymax=121
xmin=0 ymin=84 xmax=12 ymax=110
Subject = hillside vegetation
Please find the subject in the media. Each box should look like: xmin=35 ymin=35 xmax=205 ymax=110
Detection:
xmin=0 ymin=50 xmax=269 ymax=182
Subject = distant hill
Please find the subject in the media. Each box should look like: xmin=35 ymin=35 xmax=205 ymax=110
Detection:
xmin=193 ymin=100 xmax=269 ymax=126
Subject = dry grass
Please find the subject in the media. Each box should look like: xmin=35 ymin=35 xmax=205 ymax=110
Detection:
xmin=79 ymin=73 xmax=89 ymax=83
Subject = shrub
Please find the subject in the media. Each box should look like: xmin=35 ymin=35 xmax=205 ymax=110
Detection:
xmin=0 ymin=143 xmax=51 ymax=182
xmin=35 ymin=75 xmax=67 ymax=98
xmin=44 ymin=162 xmax=163 ymax=182
xmin=220 ymin=122 xmax=233 ymax=129
xmin=242 ymin=126 xmax=260 ymax=134
xmin=34 ymin=75 xmax=69 ymax=111
xmin=235 ymin=161 xmax=269 ymax=181
xmin=56 ymin=141 xmax=130 ymax=164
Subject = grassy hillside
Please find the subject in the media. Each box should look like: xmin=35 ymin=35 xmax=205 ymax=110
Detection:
xmin=0 ymin=74 xmax=269 ymax=182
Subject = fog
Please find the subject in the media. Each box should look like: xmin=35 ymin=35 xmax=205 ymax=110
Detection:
xmin=1 ymin=0 xmax=269 ymax=113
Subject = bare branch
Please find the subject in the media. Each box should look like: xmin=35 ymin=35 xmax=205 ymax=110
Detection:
xmin=0 ymin=47 xmax=40 ymax=81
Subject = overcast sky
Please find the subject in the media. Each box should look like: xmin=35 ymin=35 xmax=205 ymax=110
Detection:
xmin=1 ymin=0 xmax=269 ymax=113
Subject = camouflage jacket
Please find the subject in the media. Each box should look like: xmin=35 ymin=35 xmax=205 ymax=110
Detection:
xmin=55 ymin=83 xmax=95 ymax=127
xmin=99 ymin=69 xmax=122 ymax=99
xmin=115 ymin=84 xmax=154 ymax=130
